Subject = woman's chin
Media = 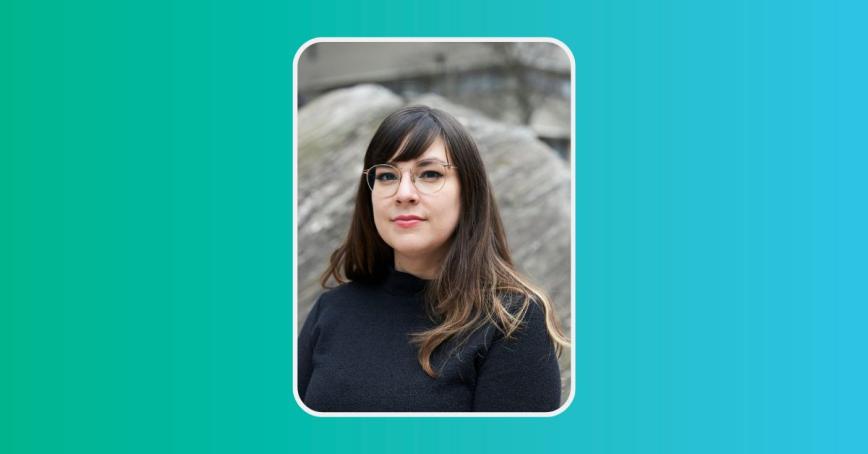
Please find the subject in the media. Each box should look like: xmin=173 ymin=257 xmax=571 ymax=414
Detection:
xmin=391 ymin=244 xmax=432 ymax=258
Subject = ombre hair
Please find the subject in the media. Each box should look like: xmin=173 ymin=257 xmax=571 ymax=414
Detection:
xmin=321 ymin=105 xmax=570 ymax=377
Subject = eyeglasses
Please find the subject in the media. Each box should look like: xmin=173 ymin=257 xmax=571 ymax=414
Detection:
xmin=362 ymin=159 xmax=458 ymax=197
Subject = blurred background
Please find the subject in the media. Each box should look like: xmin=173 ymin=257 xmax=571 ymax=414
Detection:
xmin=295 ymin=41 xmax=573 ymax=401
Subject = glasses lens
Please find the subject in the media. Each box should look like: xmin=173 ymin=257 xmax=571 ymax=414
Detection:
xmin=413 ymin=161 xmax=448 ymax=194
xmin=367 ymin=165 xmax=400 ymax=195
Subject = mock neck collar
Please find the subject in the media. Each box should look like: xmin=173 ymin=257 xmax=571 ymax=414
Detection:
xmin=382 ymin=264 xmax=429 ymax=296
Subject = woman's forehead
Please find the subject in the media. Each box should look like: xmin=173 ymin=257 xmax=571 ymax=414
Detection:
xmin=388 ymin=138 xmax=449 ymax=164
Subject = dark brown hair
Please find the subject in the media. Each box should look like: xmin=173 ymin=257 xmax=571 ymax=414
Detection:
xmin=321 ymin=105 xmax=569 ymax=377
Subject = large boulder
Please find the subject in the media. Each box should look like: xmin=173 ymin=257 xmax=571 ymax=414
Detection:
xmin=297 ymin=84 xmax=573 ymax=400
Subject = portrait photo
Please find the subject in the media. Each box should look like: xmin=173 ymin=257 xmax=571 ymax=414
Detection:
xmin=293 ymin=38 xmax=575 ymax=416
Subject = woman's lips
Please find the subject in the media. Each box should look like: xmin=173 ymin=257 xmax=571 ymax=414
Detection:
xmin=392 ymin=215 xmax=424 ymax=228
xmin=394 ymin=219 xmax=422 ymax=228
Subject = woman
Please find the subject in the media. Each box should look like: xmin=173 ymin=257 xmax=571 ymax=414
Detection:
xmin=297 ymin=105 xmax=569 ymax=412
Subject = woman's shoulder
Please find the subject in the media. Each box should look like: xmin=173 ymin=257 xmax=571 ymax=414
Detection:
xmin=320 ymin=277 xmax=386 ymax=298
xmin=497 ymin=292 xmax=546 ymax=321
xmin=310 ymin=279 xmax=383 ymax=314
xmin=317 ymin=280 xmax=364 ymax=299
xmin=487 ymin=291 xmax=554 ymax=343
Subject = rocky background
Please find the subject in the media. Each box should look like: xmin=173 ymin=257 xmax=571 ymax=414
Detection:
xmin=297 ymin=84 xmax=573 ymax=401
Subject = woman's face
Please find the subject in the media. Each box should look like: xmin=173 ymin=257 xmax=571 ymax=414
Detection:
xmin=372 ymin=137 xmax=461 ymax=268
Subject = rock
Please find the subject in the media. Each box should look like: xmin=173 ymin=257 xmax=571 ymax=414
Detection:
xmin=297 ymin=84 xmax=573 ymax=401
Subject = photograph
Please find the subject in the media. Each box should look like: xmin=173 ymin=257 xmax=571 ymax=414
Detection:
xmin=293 ymin=39 xmax=575 ymax=415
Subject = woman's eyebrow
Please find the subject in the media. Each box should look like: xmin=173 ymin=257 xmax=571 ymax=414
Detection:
xmin=386 ymin=157 xmax=446 ymax=165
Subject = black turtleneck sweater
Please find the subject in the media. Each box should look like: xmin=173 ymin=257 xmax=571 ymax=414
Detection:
xmin=296 ymin=267 xmax=562 ymax=412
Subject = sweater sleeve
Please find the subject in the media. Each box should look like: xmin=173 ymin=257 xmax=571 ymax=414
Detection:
xmin=472 ymin=301 xmax=562 ymax=412
xmin=297 ymin=297 xmax=323 ymax=403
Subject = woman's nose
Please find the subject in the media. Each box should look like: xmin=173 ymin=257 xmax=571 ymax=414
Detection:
xmin=394 ymin=171 xmax=419 ymax=204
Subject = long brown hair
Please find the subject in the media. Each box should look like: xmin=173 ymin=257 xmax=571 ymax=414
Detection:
xmin=321 ymin=105 xmax=570 ymax=377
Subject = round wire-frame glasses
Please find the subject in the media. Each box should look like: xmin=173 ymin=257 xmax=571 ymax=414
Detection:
xmin=362 ymin=159 xmax=458 ymax=197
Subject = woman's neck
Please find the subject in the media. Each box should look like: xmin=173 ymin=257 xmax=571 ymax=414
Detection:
xmin=394 ymin=253 xmax=442 ymax=280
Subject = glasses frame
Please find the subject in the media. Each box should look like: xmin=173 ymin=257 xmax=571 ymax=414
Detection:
xmin=361 ymin=159 xmax=459 ymax=196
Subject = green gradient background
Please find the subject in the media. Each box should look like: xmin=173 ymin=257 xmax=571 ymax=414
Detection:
xmin=2 ymin=0 xmax=866 ymax=453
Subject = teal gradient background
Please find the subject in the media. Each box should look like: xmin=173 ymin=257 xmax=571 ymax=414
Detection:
xmin=2 ymin=0 xmax=866 ymax=453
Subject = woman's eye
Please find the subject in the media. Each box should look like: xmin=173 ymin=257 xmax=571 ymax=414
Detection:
xmin=376 ymin=172 xmax=399 ymax=181
xmin=418 ymin=170 xmax=444 ymax=180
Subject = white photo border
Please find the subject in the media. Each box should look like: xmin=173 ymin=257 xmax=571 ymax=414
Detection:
xmin=292 ymin=37 xmax=577 ymax=418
